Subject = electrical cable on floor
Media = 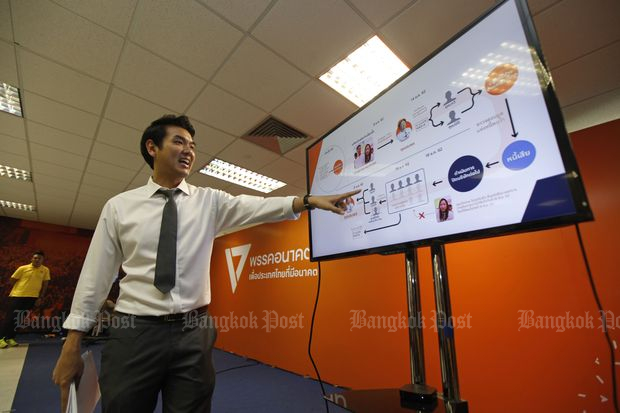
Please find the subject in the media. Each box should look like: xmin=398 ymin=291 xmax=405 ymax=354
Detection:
xmin=216 ymin=361 xmax=260 ymax=374
xmin=308 ymin=261 xmax=330 ymax=413
xmin=576 ymin=224 xmax=619 ymax=413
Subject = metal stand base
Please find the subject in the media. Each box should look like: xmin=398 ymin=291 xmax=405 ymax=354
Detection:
xmin=326 ymin=389 xmax=468 ymax=413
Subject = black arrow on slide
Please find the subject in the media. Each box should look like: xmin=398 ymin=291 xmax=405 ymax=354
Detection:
xmin=378 ymin=140 xmax=393 ymax=150
xmin=505 ymin=98 xmax=519 ymax=137
xmin=432 ymin=180 xmax=443 ymax=187
xmin=486 ymin=161 xmax=499 ymax=168
xmin=429 ymin=102 xmax=444 ymax=127
xmin=364 ymin=214 xmax=402 ymax=234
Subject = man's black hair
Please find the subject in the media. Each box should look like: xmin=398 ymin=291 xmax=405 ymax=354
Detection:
xmin=33 ymin=250 xmax=45 ymax=257
xmin=140 ymin=115 xmax=195 ymax=169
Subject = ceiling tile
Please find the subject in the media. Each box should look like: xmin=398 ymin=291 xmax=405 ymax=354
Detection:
xmin=292 ymin=176 xmax=308 ymax=190
xmin=0 ymin=151 xmax=30 ymax=171
xmin=268 ymin=184 xmax=304 ymax=198
xmin=81 ymin=173 xmax=128 ymax=192
xmin=0 ymin=112 xmax=26 ymax=138
xmin=90 ymin=142 xmax=143 ymax=169
xmin=563 ymin=87 xmax=620 ymax=133
xmin=31 ymin=159 xmax=83 ymax=183
xmin=34 ymin=180 xmax=78 ymax=200
xmin=36 ymin=193 xmax=75 ymax=208
xmin=129 ymin=0 xmax=243 ymax=79
xmin=3 ymin=208 xmax=38 ymax=220
xmin=199 ymin=0 xmax=271 ymax=30
xmin=23 ymin=92 xmax=99 ymax=137
xmin=534 ymin=0 xmax=620 ymax=69
xmin=27 ymin=121 xmax=93 ymax=157
xmin=253 ymin=0 xmax=373 ymax=76
xmin=526 ymin=0 xmax=561 ymax=15
xmin=190 ymin=119 xmax=236 ymax=155
xmin=36 ymin=208 xmax=71 ymax=226
xmin=73 ymin=193 xmax=107 ymax=215
xmin=273 ymin=80 xmax=357 ymax=138
xmin=30 ymin=143 xmax=88 ymax=171
xmin=51 ymin=0 xmax=138 ymax=35
xmin=33 ymin=174 xmax=80 ymax=192
xmin=104 ymin=87 xmax=172 ymax=130
xmin=213 ymin=37 xmax=309 ymax=111
xmin=125 ymin=164 xmax=152 ymax=190
xmin=217 ymin=138 xmax=280 ymax=171
xmin=78 ymin=181 xmax=123 ymax=199
xmin=223 ymin=184 xmax=264 ymax=197
xmin=193 ymin=150 xmax=214 ymax=172
xmin=0 ymin=0 xmax=13 ymax=42
xmin=186 ymin=85 xmax=267 ymax=136
xmin=96 ymin=119 xmax=141 ymax=152
xmin=259 ymin=156 xmax=306 ymax=184
xmin=114 ymin=42 xmax=206 ymax=113
xmin=349 ymin=0 xmax=411 ymax=28
xmin=69 ymin=210 xmax=100 ymax=230
xmin=86 ymin=158 xmax=140 ymax=182
xmin=0 ymin=133 xmax=28 ymax=157
xmin=18 ymin=50 xmax=109 ymax=115
xmin=187 ymin=171 xmax=231 ymax=190
xmin=12 ymin=0 xmax=123 ymax=81
xmin=381 ymin=0 xmax=494 ymax=68
xmin=0 ymin=41 xmax=18 ymax=85
xmin=552 ymin=41 xmax=620 ymax=107
xmin=0 ymin=179 xmax=35 ymax=204
xmin=282 ymin=138 xmax=312 ymax=166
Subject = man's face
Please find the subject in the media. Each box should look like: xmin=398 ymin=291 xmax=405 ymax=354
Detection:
xmin=149 ymin=126 xmax=196 ymax=179
xmin=31 ymin=254 xmax=44 ymax=267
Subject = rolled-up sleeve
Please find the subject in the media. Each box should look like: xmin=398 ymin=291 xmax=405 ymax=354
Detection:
xmin=214 ymin=192 xmax=300 ymax=235
xmin=63 ymin=201 xmax=123 ymax=332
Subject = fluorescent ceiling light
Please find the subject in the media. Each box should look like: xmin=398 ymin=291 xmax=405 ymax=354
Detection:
xmin=0 ymin=82 xmax=23 ymax=117
xmin=0 ymin=200 xmax=36 ymax=212
xmin=200 ymin=158 xmax=286 ymax=194
xmin=0 ymin=164 xmax=32 ymax=181
xmin=320 ymin=36 xmax=409 ymax=107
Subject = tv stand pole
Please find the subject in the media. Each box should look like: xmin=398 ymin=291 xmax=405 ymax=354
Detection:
xmin=431 ymin=243 xmax=469 ymax=412
xmin=405 ymin=248 xmax=426 ymax=384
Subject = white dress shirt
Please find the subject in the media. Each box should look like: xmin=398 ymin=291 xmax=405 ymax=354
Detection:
xmin=63 ymin=177 xmax=299 ymax=332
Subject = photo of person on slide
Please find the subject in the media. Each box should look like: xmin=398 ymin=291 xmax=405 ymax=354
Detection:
xmin=436 ymin=197 xmax=454 ymax=222
xmin=364 ymin=143 xmax=374 ymax=164
xmin=354 ymin=144 xmax=364 ymax=169
xmin=396 ymin=118 xmax=413 ymax=142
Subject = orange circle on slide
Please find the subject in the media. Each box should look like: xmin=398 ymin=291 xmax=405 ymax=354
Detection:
xmin=485 ymin=63 xmax=519 ymax=95
xmin=333 ymin=160 xmax=343 ymax=175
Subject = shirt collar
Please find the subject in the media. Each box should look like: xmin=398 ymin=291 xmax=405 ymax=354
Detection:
xmin=145 ymin=177 xmax=190 ymax=198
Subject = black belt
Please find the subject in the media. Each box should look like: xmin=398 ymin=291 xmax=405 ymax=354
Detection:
xmin=114 ymin=304 xmax=208 ymax=322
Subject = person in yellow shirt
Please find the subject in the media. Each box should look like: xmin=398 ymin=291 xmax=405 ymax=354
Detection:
xmin=0 ymin=250 xmax=51 ymax=348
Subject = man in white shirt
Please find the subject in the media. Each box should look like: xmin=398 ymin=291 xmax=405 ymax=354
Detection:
xmin=52 ymin=115 xmax=357 ymax=413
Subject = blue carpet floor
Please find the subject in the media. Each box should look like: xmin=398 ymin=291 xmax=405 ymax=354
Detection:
xmin=10 ymin=335 xmax=348 ymax=412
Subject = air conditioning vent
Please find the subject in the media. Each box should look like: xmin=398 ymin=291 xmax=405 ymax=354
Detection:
xmin=242 ymin=116 xmax=309 ymax=155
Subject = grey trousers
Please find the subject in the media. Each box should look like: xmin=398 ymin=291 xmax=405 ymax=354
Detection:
xmin=99 ymin=312 xmax=217 ymax=413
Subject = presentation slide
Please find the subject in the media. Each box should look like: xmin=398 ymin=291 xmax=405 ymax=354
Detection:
xmin=307 ymin=0 xmax=590 ymax=260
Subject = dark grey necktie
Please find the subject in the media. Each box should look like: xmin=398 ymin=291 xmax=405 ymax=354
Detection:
xmin=154 ymin=189 xmax=179 ymax=293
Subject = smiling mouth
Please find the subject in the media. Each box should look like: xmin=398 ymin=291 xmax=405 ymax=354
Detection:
xmin=179 ymin=158 xmax=191 ymax=167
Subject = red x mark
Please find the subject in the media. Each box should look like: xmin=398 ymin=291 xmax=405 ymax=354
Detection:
xmin=418 ymin=212 xmax=425 ymax=219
